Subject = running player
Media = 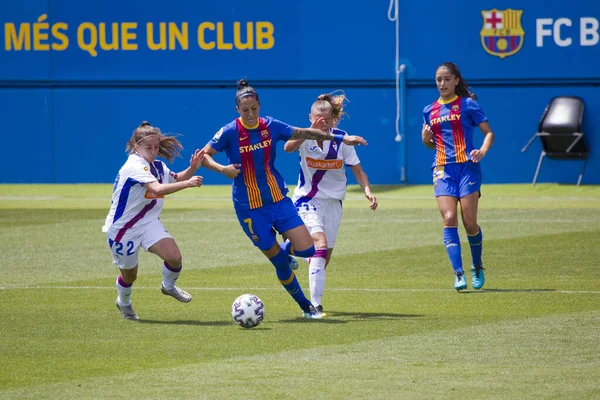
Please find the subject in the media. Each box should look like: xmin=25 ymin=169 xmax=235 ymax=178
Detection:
xmin=421 ymin=62 xmax=495 ymax=291
xmin=200 ymin=79 xmax=367 ymax=319
xmin=284 ymin=92 xmax=378 ymax=311
xmin=103 ymin=121 xmax=204 ymax=320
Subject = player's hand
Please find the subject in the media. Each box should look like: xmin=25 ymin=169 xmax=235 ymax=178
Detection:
xmin=422 ymin=123 xmax=433 ymax=139
xmin=470 ymin=149 xmax=486 ymax=163
xmin=310 ymin=116 xmax=328 ymax=132
xmin=186 ymin=176 xmax=203 ymax=187
xmin=190 ymin=149 xmax=205 ymax=170
xmin=223 ymin=164 xmax=241 ymax=179
xmin=342 ymin=135 xmax=367 ymax=147
xmin=422 ymin=124 xmax=435 ymax=149
xmin=366 ymin=192 xmax=378 ymax=211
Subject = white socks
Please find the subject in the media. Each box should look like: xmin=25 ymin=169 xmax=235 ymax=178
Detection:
xmin=162 ymin=262 xmax=181 ymax=290
xmin=308 ymin=253 xmax=327 ymax=307
xmin=116 ymin=276 xmax=132 ymax=306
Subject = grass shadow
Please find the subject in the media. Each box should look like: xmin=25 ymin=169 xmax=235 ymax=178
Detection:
xmin=278 ymin=312 xmax=423 ymax=324
xmin=138 ymin=319 xmax=234 ymax=326
xmin=278 ymin=317 xmax=346 ymax=324
xmin=327 ymin=311 xmax=424 ymax=320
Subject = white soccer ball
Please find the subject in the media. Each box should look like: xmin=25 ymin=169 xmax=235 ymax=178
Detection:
xmin=231 ymin=294 xmax=265 ymax=329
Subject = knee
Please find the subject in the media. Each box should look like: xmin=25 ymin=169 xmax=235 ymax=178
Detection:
xmin=441 ymin=211 xmax=458 ymax=227
xmin=165 ymin=253 xmax=183 ymax=270
xmin=314 ymin=237 xmax=327 ymax=250
xmin=463 ymin=220 xmax=479 ymax=235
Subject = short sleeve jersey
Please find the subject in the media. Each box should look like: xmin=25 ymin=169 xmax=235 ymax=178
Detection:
xmin=208 ymin=116 xmax=294 ymax=210
xmin=423 ymin=95 xmax=488 ymax=168
xmin=292 ymin=128 xmax=360 ymax=202
xmin=102 ymin=154 xmax=176 ymax=234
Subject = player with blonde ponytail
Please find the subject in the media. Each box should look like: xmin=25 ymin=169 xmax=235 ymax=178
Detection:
xmin=284 ymin=92 xmax=378 ymax=312
xmin=200 ymin=80 xmax=368 ymax=319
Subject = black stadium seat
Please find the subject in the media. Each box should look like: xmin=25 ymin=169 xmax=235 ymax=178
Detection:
xmin=521 ymin=96 xmax=589 ymax=186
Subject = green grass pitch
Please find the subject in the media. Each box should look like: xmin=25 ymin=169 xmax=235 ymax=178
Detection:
xmin=0 ymin=184 xmax=599 ymax=399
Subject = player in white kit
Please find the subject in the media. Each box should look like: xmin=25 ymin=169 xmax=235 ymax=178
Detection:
xmin=284 ymin=93 xmax=378 ymax=312
xmin=102 ymin=121 xmax=204 ymax=320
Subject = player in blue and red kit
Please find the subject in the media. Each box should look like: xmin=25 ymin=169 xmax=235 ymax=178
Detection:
xmin=422 ymin=62 xmax=495 ymax=291
xmin=201 ymin=79 xmax=367 ymax=318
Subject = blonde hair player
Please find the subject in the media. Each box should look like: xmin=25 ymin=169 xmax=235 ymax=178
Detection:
xmin=102 ymin=121 xmax=204 ymax=320
xmin=200 ymin=80 xmax=368 ymax=319
xmin=284 ymin=92 xmax=378 ymax=312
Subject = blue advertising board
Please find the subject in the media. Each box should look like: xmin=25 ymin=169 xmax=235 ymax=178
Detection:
xmin=399 ymin=1 xmax=600 ymax=81
xmin=0 ymin=1 xmax=395 ymax=81
xmin=1 ymin=0 xmax=598 ymax=184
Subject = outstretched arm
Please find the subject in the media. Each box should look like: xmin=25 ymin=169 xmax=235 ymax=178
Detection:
xmin=285 ymin=116 xmax=326 ymax=152
xmin=145 ymin=177 xmax=203 ymax=197
xmin=290 ymin=127 xmax=367 ymax=147
xmin=200 ymin=143 xmax=241 ymax=179
xmin=349 ymin=164 xmax=378 ymax=210
xmin=175 ymin=149 xmax=204 ymax=181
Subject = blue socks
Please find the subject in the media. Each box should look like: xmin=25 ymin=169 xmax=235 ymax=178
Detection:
xmin=468 ymin=227 xmax=483 ymax=266
xmin=443 ymin=227 xmax=463 ymax=273
xmin=443 ymin=226 xmax=484 ymax=273
xmin=279 ymin=241 xmax=292 ymax=255
xmin=280 ymin=240 xmax=315 ymax=258
xmin=269 ymin=250 xmax=312 ymax=311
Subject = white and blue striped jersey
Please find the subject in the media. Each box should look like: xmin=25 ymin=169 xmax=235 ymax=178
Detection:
xmin=102 ymin=154 xmax=176 ymax=236
xmin=291 ymin=128 xmax=360 ymax=203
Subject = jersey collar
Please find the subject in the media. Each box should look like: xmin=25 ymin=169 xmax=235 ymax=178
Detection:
xmin=238 ymin=117 xmax=259 ymax=130
xmin=437 ymin=95 xmax=458 ymax=105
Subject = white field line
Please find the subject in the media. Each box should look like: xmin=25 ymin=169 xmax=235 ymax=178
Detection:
xmin=129 ymin=217 xmax=600 ymax=224
xmin=0 ymin=216 xmax=598 ymax=224
xmin=1 ymin=195 xmax=599 ymax=202
xmin=0 ymin=285 xmax=598 ymax=294
xmin=339 ymin=218 xmax=600 ymax=224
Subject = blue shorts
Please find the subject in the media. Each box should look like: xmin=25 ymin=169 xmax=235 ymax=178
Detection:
xmin=235 ymin=197 xmax=304 ymax=251
xmin=433 ymin=162 xmax=482 ymax=199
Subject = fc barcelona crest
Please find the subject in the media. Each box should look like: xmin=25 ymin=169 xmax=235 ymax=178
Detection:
xmin=480 ymin=9 xmax=525 ymax=59
xmin=452 ymin=105 xmax=460 ymax=112
xmin=260 ymin=129 xmax=270 ymax=138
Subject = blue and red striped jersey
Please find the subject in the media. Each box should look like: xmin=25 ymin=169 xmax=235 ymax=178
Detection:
xmin=423 ymin=95 xmax=487 ymax=168
xmin=208 ymin=116 xmax=294 ymax=210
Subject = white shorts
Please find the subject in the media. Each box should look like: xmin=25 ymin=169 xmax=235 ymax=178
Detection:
xmin=292 ymin=197 xmax=343 ymax=248
xmin=105 ymin=219 xmax=173 ymax=270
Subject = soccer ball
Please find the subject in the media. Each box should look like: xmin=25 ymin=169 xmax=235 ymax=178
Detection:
xmin=231 ymin=294 xmax=265 ymax=329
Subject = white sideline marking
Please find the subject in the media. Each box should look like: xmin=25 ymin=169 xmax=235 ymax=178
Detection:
xmin=326 ymin=218 xmax=599 ymax=224
xmin=0 ymin=286 xmax=598 ymax=294
xmin=1 ymin=194 xmax=599 ymax=201
xmin=159 ymin=217 xmax=600 ymax=224
xmin=0 ymin=216 xmax=597 ymax=225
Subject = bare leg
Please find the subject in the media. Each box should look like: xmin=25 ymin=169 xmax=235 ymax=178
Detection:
xmin=149 ymin=238 xmax=191 ymax=301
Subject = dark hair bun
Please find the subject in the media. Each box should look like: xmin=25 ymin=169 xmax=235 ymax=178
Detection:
xmin=237 ymin=78 xmax=249 ymax=90
xmin=317 ymin=94 xmax=331 ymax=101
xmin=140 ymin=121 xmax=151 ymax=127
